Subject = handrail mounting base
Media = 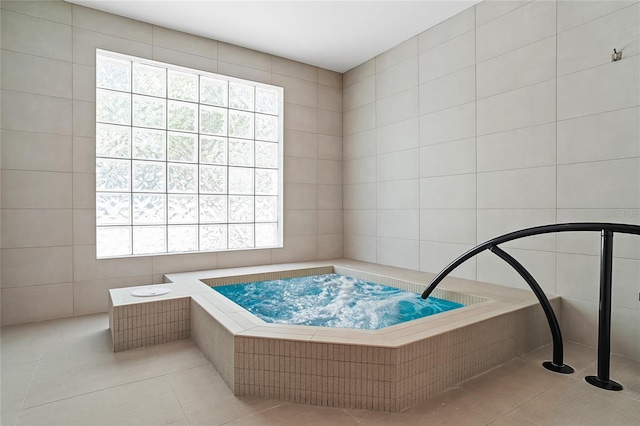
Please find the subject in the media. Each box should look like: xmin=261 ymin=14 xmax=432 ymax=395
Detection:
xmin=585 ymin=376 xmax=623 ymax=391
xmin=542 ymin=361 xmax=574 ymax=374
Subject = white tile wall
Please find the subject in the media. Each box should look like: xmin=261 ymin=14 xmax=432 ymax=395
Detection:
xmin=1 ymin=131 xmax=72 ymax=172
xmin=420 ymin=209 xmax=476 ymax=245
xmin=72 ymin=5 xmax=152 ymax=42
xmin=557 ymin=159 xmax=640 ymax=209
xmin=344 ymin=235 xmax=376 ymax=263
xmin=343 ymin=157 xmax=376 ymax=185
xmin=376 ymin=88 xmax=419 ymax=127
xmin=376 ymin=210 xmax=419 ymax=240
xmin=318 ymin=135 xmax=342 ymax=160
xmin=476 ymin=209 xmax=557 ymax=251
xmin=284 ymin=210 xmax=318 ymax=237
xmin=376 ymin=149 xmax=419 ymax=182
xmin=284 ymin=130 xmax=317 ymax=158
xmin=377 ymin=180 xmax=419 ymax=210
xmin=477 ymin=166 xmax=557 ymax=209
xmin=419 ymin=102 xmax=475 ymax=146
xmin=272 ymin=74 xmax=318 ymax=108
xmin=2 ymin=50 xmax=72 ymax=98
xmin=476 ymin=80 xmax=556 ymax=136
xmin=284 ymin=103 xmax=318 ymax=133
xmin=218 ymin=42 xmax=271 ymax=71
xmin=476 ymin=0 xmax=556 ymax=62
xmin=152 ymin=47 xmax=218 ymax=74
xmin=1 ymin=283 xmax=74 ymax=324
xmin=419 ymin=66 xmax=475 ymax=115
xmin=1 ymin=247 xmax=73 ymax=288
xmin=557 ymin=3 xmax=639 ymax=77
xmin=343 ymin=210 xmax=376 ymax=236
xmin=375 ymin=57 xmax=418 ymax=100
xmin=343 ymin=129 xmax=376 ymax=160
xmin=3 ymin=0 xmax=639 ymax=361
xmin=556 ymin=209 xmax=640 ymax=259
xmin=419 ymin=6 xmax=475 ymax=52
xmin=419 ymin=30 xmax=475 ymax=84
xmin=376 ymin=118 xmax=419 ymax=154
xmin=273 ymin=56 xmax=317 ymax=82
xmin=1 ymin=0 xmax=72 ymax=24
xmin=2 ymin=210 xmax=73 ymax=248
xmin=151 ymin=26 xmax=217 ymax=59
xmin=343 ymin=103 xmax=375 ymax=136
xmin=343 ymin=58 xmax=374 ymax=88
xmin=476 ymin=123 xmax=556 ymax=172
xmin=476 ymin=36 xmax=556 ymax=99
xmin=477 ymin=248 xmax=557 ymax=294
xmin=420 ymin=174 xmax=476 ymax=209
xmin=557 ymin=55 xmax=639 ymax=120
xmin=420 ymin=138 xmax=476 ymax=178
xmin=376 ymin=237 xmax=419 ymax=270
xmin=420 ymin=241 xmax=476 ymax=280
xmin=557 ymin=0 xmax=637 ymax=32
xmin=556 ymin=253 xmax=640 ymax=310
xmin=284 ymin=157 xmax=318 ymax=184
xmin=557 ymin=107 xmax=640 ymax=164
xmin=375 ymin=37 xmax=417 ymax=72
xmin=2 ymin=91 xmax=72 ymax=135
xmin=0 ymin=0 xmax=342 ymax=324
xmin=1 ymin=9 xmax=72 ymax=61
xmin=475 ymin=1 xmax=531 ymax=28
xmin=344 ymin=183 xmax=376 ymax=210
xmin=317 ymin=210 xmax=343 ymax=235
xmin=342 ymin=0 xmax=640 ymax=359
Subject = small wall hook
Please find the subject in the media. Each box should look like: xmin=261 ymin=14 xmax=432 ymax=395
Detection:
xmin=612 ymin=48 xmax=622 ymax=62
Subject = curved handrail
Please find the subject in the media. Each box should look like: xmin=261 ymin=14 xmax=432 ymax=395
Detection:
xmin=421 ymin=222 xmax=640 ymax=296
xmin=420 ymin=222 xmax=640 ymax=390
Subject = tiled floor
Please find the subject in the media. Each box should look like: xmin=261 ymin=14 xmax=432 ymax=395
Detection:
xmin=1 ymin=313 xmax=638 ymax=426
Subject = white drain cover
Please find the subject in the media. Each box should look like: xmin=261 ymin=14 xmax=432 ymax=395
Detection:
xmin=131 ymin=287 xmax=171 ymax=297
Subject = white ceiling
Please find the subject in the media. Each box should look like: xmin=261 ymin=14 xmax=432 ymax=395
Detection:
xmin=66 ymin=1 xmax=480 ymax=73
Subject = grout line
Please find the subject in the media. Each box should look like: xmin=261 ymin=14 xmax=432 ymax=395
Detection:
xmin=555 ymin=1 xmax=640 ymax=35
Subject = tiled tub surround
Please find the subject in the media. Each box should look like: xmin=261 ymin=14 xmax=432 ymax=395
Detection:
xmin=109 ymin=296 xmax=190 ymax=352
xmin=109 ymin=259 xmax=557 ymax=412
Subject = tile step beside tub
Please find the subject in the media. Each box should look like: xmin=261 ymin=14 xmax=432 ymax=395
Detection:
xmin=109 ymin=259 xmax=558 ymax=412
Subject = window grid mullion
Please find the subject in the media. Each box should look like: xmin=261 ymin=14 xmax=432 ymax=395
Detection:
xmin=96 ymin=50 xmax=281 ymax=258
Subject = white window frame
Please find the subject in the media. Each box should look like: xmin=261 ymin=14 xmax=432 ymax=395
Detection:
xmin=95 ymin=49 xmax=284 ymax=259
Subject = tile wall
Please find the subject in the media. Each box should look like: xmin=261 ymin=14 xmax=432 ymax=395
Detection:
xmin=110 ymin=296 xmax=190 ymax=352
xmin=0 ymin=0 xmax=343 ymax=325
xmin=343 ymin=0 xmax=640 ymax=360
xmin=1 ymin=0 xmax=638 ymax=361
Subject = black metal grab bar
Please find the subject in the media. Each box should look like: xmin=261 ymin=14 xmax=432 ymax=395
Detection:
xmin=421 ymin=222 xmax=640 ymax=391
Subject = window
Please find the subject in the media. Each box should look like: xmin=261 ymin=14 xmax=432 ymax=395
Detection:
xmin=95 ymin=50 xmax=283 ymax=258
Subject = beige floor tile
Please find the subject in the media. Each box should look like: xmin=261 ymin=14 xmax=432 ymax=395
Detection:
xmin=225 ymin=403 xmax=360 ymax=426
xmin=15 ymin=376 xmax=188 ymax=426
xmin=399 ymin=387 xmax=503 ymax=425
xmin=487 ymin=411 xmax=538 ymax=425
xmin=168 ymin=364 xmax=281 ymax=425
xmin=460 ymin=358 xmax=567 ymax=414
xmin=509 ymin=378 xmax=640 ymax=426
xmin=168 ymin=364 xmax=233 ymax=409
xmin=0 ymin=360 xmax=38 ymax=424
xmin=23 ymin=345 xmax=165 ymax=408
xmin=579 ymin=353 xmax=640 ymax=402
xmin=340 ymin=409 xmax=400 ymax=426
xmin=0 ymin=322 xmax=51 ymax=366
xmin=523 ymin=340 xmax=598 ymax=373
xmin=153 ymin=339 xmax=210 ymax=374
xmin=42 ymin=322 xmax=113 ymax=359
xmin=2 ymin=314 xmax=638 ymax=426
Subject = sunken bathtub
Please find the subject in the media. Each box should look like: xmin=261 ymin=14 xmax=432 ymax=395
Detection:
xmin=109 ymin=259 xmax=556 ymax=412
